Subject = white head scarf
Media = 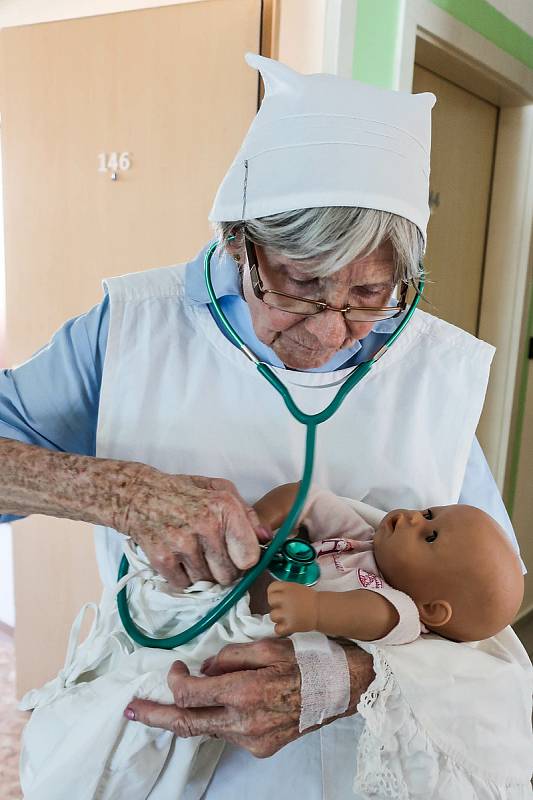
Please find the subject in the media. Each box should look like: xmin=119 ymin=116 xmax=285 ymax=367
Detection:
xmin=209 ymin=54 xmax=436 ymax=245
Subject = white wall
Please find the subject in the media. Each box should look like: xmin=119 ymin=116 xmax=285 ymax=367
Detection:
xmin=0 ymin=0 xmax=205 ymax=28
xmin=277 ymin=0 xmax=356 ymax=79
xmin=0 ymin=524 xmax=15 ymax=627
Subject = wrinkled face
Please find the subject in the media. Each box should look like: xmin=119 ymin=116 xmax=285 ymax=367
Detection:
xmin=240 ymin=241 xmax=396 ymax=369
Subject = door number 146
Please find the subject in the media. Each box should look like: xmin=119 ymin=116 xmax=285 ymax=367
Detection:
xmin=98 ymin=152 xmax=131 ymax=172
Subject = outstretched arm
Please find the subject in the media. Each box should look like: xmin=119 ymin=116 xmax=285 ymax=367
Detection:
xmin=268 ymin=581 xmax=399 ymax=641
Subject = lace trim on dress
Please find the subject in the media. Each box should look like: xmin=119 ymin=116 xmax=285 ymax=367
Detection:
xmin=354 ymin=645 xmax=532 ymax=800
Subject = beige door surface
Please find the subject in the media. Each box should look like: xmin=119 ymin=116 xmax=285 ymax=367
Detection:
xmin=412 ymin=65 xmax=498 ymax=336
xmin=1 ymin=0 xmax=261 ymax=695
xmin=412 ymin=65 xmax=499 ymax=464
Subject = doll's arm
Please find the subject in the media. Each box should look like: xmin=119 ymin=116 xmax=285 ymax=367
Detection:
xmin=253 ymin=483 xmax=300 ymax=532
xmin=268 ymin=582 xmax=399 ymax=641
xmin=253 ymin=484 xmax=369 ymax=544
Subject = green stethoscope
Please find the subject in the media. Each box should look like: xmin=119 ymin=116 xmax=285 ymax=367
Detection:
xmin=117 ymin=241 xmax=424 ymax=648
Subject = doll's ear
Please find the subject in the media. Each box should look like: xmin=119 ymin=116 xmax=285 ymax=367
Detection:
xmin=418 ymin=599 xmax=452 ymax=628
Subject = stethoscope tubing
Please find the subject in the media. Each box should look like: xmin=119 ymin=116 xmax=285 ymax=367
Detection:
xmin=116 ymin=240 xmax=423 ymax=648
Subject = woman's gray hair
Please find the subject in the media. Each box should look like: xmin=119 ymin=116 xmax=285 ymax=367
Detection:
xmin=213 ymin=207 xmax=425 ymax=286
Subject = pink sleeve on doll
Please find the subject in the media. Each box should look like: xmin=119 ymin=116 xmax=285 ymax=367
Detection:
xmin=300 ymin=488 xmax=374 ymax=543
xmin=363 ymin=586 xmax=428 ymax=645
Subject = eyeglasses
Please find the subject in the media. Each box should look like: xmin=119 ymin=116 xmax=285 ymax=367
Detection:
xmin=244 ymin=237 xmax=407 ymax=323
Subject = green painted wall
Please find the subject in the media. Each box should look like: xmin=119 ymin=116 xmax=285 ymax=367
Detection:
xmin=353 ymin=0 xmax=533 ymax=87
xmin=353 ymin=0 xmax=533 ymax=513
xmin=353 ymin=0 xmax=404 ymax=88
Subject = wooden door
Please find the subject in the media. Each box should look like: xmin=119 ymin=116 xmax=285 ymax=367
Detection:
xmin=1 ymin=0 xmax=261 ymax=695
xmin=412 ymin=65 xmax=499 ymax=461
xmin=412 ymin=65 xmax=498 ymax=336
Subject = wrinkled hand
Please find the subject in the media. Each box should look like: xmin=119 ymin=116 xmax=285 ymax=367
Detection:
xmin=125 ymin=639 xmax=301 ymax=757
xmin=124 ymin=638 xmax=374 ymax=758
xmin=117 ymin=467 xmax=270 ymax=590
xmin=268 ymin=582 xmax=318 ymax=636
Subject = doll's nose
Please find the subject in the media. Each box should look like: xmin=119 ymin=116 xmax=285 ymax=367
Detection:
xmin=400 ymin=509 xmax=424 ymax=527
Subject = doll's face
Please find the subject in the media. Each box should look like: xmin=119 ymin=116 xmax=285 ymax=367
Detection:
xmin=374 ymin=505 xmax=463 ymax=593
xmin=374 ymin=504 xmax=524 ymax=640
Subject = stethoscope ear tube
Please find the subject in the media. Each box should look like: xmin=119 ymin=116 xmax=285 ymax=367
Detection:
xmin=116 ymin=242 xmax=424 ymax=648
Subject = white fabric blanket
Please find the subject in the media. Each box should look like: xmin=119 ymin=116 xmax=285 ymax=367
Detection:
xmin=19 ymin=536 xmax=533 ymax=800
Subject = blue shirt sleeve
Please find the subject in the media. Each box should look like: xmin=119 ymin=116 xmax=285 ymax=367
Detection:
xmin=0 ymin=294 xmax=109 ymax=523
xmin=459 ymin=436 xmax=524 ymax=569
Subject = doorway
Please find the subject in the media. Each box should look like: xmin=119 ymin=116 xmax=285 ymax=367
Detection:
xmin=412 ymin=63 xmax=498 ymax=458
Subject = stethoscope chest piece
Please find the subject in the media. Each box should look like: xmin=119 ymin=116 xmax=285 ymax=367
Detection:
xmin=267 ymin=537 xmax=320 ymax=586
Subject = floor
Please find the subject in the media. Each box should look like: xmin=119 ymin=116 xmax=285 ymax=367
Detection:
xmin=1 ymin=619 xmax=532 ymax=798
xmin=0 ymin=631 xmax=29 ymax=800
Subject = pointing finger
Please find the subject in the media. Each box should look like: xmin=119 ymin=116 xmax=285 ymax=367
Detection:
xmin=124 ymin=699 xmax=228 ymax=738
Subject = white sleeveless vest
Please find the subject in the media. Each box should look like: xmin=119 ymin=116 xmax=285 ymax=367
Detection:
xmin=94 ymin=262 xmax=494 ymax=587
xmin=86 ymin=273 xmax=533 ymax=800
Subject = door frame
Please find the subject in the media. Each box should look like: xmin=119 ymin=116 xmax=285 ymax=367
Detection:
xmin=398 ymin=1 xmax=533 ymax=496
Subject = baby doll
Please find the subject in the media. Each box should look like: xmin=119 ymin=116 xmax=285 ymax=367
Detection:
xmin=257 ymin=484 xmax=524 ymax=644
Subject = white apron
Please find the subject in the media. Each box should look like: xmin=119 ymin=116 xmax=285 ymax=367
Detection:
xmin=21 ymin=262 xmax=533 ymax=800
xmin=95 ymin=263 xmax=495 ymax=587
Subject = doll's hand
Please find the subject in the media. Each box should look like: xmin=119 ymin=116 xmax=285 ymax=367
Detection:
xmin=268 ymin=581 xmax=319 ymax=636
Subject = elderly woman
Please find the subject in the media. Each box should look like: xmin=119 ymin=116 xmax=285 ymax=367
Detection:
xmin=1 ymin=55 xmax=530 ymax=799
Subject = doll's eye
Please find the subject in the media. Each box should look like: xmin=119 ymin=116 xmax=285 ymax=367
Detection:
xmin=425 ymin=531 xmax=438 ymax=543
xmin=423 ymin=508 xmax=433 ymax=520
